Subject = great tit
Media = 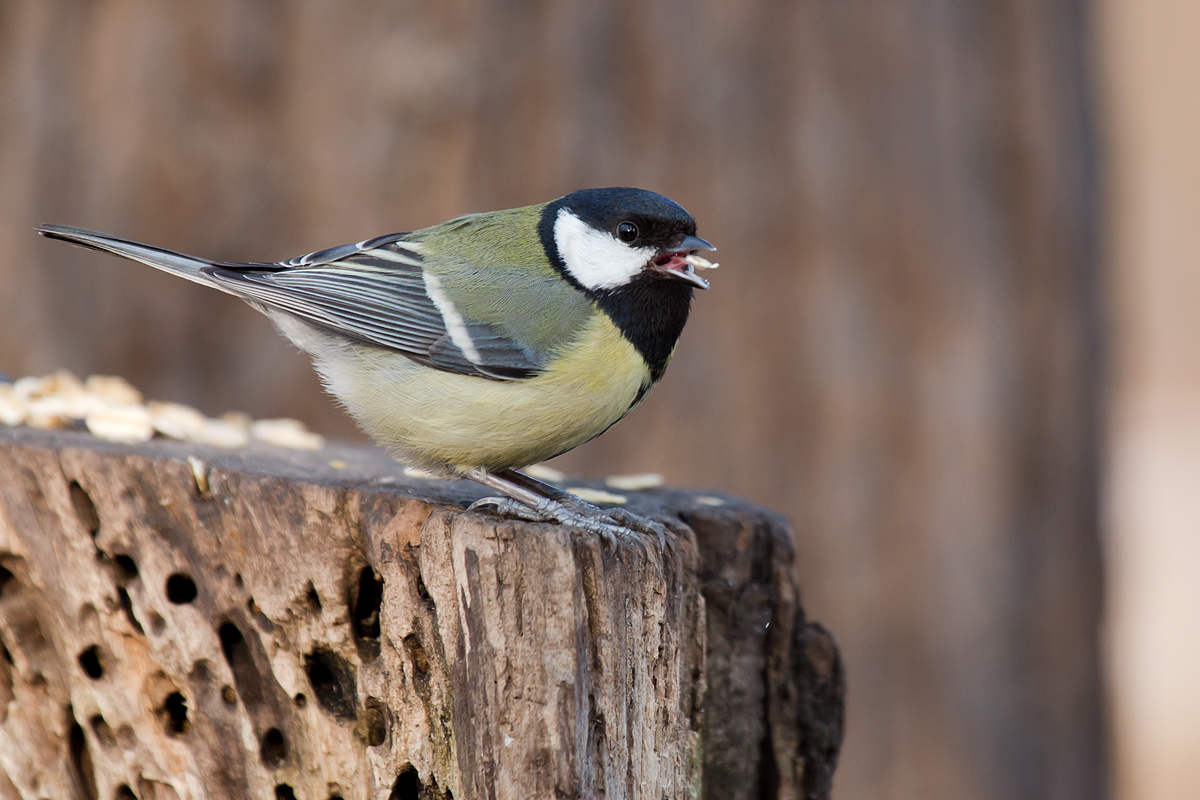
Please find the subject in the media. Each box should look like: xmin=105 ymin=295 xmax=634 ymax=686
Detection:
xmin=37 ymin=187 xmax=716 ymax=541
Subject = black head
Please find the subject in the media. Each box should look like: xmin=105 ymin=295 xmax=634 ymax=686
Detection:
xmin=537 ymin=187 xmax=712 ymax=293
xmin=537 ymin=187 xmax=715 ymax=381
xmin=560 ymin=187 xmax=697 ymax=253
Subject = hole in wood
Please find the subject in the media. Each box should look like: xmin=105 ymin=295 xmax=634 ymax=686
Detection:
xmin=293 ymin=692 xmax=307 ymax=707
xmin=274 ymin=785 xmax=296 ymax=800
xmin=363 ymin=699 xmax=387 ymax=746
xmin=117 ymin=587 xmax=144 ymax=635
xmin=760 ymin=727 xmax=782 ymax=796
xmin=189 ymin=658 xmax=211 ymax=683
xmin=160 ymin=691 xmax=188 ymax=736
xmin=218 ymin=622 xmax=264 ymax=708
xmin=115 ymin=785 xmax=137 ymax=800
xmin=0 ymin=565 xmax=15 ymax=597
xmin=68 ymin=711 xmax=98 ymax=800
xmin=404 ymin=635 xmax=429 ymax=675
xmin=165 ymin=573 xmax=197 ymax=604
xmin=218 ymin=623 xmax=244 ymax=654
xmin=390 ymin=766 xmax=421 ymax=800
xmin=305 ymin=582 xmax=322 ymax=614
xmin=353 ymin=565 xmax=383 ymax=661
xmin=260 ymin=727 xmax=287 ymax=768
xmin=89 ymin=713 xmax=116 ymax=748
xmin=69 ymin=481 xmax=100 ymax=540
xmin=115 ymin=724 xmax=136 ymax=748
xmin=78 ymin=645 xmax=104 ymax=679
xmin=113 ymin=554 xmax=138 ymax=581
xmin=416 ymin=573 xmax=432 ymax=604
xmin=247 ymin=597 xmax=275 ymax=632
xmin=304 ymin=647 xmax=357 ymax=721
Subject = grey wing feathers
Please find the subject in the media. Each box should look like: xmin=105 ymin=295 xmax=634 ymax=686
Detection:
xmin=206 ymin=245 xmax=547 ymax=380
xmin=425 ymin=325 xmax=548 ymax=380
xmin=37 ymin=224 xmax=546 ymax=380
xmin=206 ymin=257 xmax=448 ymax=357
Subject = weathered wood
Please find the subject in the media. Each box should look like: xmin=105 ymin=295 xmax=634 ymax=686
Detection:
xmin=0 ymin=425 xmax=842 ymax=800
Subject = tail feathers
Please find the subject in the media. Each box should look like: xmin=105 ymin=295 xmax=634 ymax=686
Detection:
xmin=36 ymin=224 xmax=227 ymax=291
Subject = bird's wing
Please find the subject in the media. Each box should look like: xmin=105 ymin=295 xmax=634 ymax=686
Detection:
xmin=204 ymin=240 xmax=549 ymax=381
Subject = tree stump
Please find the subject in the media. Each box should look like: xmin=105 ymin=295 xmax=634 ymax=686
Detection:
xmin=0 ymin=425 xmax=843 ymax=800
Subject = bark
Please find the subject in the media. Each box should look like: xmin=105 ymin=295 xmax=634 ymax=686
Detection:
xmin=0 ymin=425 xmax=842 ymax=800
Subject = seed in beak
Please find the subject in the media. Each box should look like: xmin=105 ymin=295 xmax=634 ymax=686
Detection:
xmin=683 ymin=253 xmax=718 ymax=270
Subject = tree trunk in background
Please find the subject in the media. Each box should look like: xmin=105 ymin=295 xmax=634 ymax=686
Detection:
xmin=0 ymin=2 xmax=1103 ymax=799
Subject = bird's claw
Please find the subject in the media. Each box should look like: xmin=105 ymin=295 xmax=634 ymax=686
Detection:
xmin=468 ymin=496 xmax=550 ymax=522
xmin=602 ymin=508 xmax=668 ymax=545
xmin=462 ymin=468 xmax=664 ymax=554
xmin=468 ymin=495 xmax=647 ymax=551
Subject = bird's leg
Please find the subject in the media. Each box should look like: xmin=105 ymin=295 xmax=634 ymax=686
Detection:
xmin=496 ymin=468 xmax=668 ymax=542
xmin=462 ymin=467 xmax=644 ymax=547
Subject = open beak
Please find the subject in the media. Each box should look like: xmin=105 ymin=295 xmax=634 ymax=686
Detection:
xmin=651 ymin=235 xmax=717 ymax=290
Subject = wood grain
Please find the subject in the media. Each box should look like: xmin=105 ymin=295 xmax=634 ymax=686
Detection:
xmin=0 ymin=425 xmax=842 ymax=799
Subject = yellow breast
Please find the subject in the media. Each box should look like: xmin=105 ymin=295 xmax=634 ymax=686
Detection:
xmin=316 ymin=314 xmax=652 ymax=471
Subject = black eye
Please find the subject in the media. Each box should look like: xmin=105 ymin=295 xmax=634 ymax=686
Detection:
xmin=616 ymin=222 xmax=638 ymax=243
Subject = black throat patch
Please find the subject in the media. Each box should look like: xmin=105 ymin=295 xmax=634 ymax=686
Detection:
xmin=594 ymin=275 xmax=694 ymax=382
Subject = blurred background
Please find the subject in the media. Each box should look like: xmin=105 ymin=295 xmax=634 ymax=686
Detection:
xmin=0 ymin=1 xmax=1195 ymax=798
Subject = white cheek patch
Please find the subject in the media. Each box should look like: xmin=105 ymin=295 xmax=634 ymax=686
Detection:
xmin=554 ymin=209 xmax=656 ymax=291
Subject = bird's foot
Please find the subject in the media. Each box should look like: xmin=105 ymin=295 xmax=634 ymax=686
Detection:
xmin=601 ymin=507 xmax=668 ymax=547
xmin=533 ymin=484 xmax=668 ymax=547
xmin=467 ymin=496 xmax=550 ymax=523
xmin=468 ymin=494 xmax=639 ymax=548
xmin=460 ymin=467 xmax=666 ymax=549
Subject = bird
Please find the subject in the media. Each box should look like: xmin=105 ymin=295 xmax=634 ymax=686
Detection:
xmin=37 ymin=187 xmax=716 ymax=542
